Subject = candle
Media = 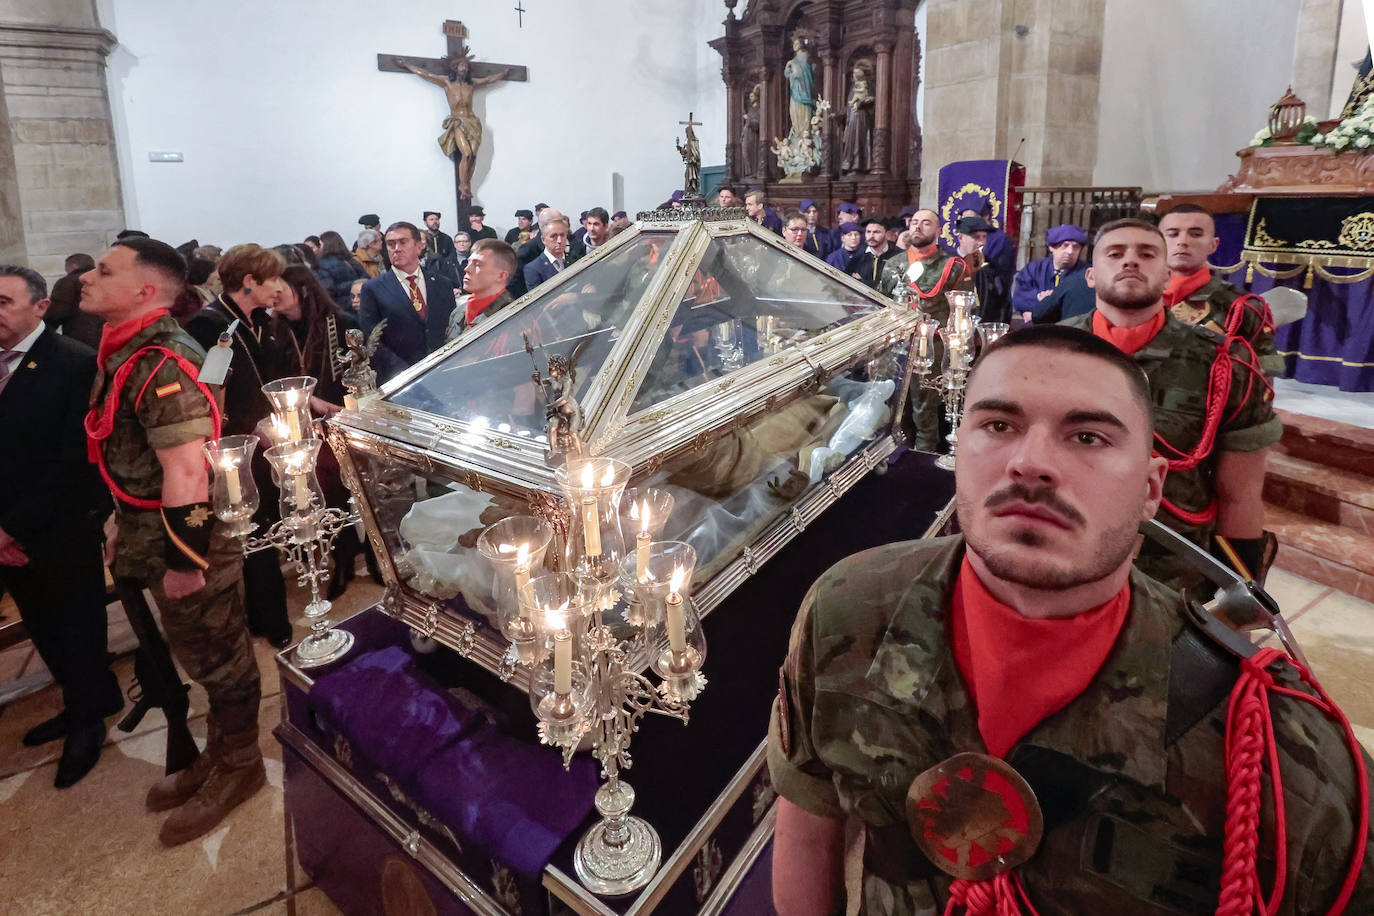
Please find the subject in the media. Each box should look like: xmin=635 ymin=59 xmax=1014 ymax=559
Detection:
xmin=292 ymin=474 xmax=312 ymax=512
xmin=579 ymin=464 xmax=601 ymax=557
xmin=666 ymin=565 xmax=687 ymax=655
xmin=636 ymin=500 xmax=651 ymax=582
xmin=917 ymin=329 xmax=930 ymax=360
xmin=283 ymin=389 xmax=304 ymax=441
xmin=514 ymin=543 xmax=531 ymax=616
xmin=270 ymin=414 xmax=291 ymax=444
xmin=549 ymin=606 xmax=572 ymax=695
xmin=220 ymin=456 xmax=242 ymax=505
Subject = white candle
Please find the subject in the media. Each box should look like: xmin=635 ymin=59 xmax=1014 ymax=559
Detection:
xmin=579 ymin=463 xmax=601 ymax=557
xmin=514 ymin=543 xmax=531 ymax=617
xmin=285 ymin=411 xmax=303 ymax=442
xmin=551 ymin=614 xmax=572 ymax=696
xmin=666 ymin=566 xmax=687 ymax=655
xmin=292 ymin=474 xmax=312 ymax=512
xmin=636 ymin=500 xmax=652 ymax=582
xmin=917 ymin=331 xmax=929 ymax=360
xmin=220 ymin=457 xmax=242 ymax=505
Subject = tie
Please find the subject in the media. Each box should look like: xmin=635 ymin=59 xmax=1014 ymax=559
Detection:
xmin=0 ymin=349 xmax=16 ymax=397
xmin=554 ymin=259 xmax=564 ymax=273
xmin=405 ymin=274 xmax=426 ymax=319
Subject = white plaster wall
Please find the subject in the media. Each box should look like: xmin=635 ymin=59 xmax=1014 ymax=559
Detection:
xmin=95 ymin=0 xmax=726 ymax=247
xmin=1093 ymin=0 xmax=1302 ymax=191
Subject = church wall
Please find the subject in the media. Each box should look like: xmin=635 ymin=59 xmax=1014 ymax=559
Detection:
xmin=1092 ymin=0 xmax=1303 ymax=192
xmin=97 ymin=0 xmax=727 ymax=249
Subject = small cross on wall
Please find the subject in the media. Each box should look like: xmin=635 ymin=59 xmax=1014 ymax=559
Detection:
xmin=514 ymin=1 xmax=526 ymax=27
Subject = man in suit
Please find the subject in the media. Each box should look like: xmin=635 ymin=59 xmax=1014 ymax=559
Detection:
xmin=360 ymin=221 xmax=458 ymax=382
xmin=0 ymin=265 xmax=121 ymax=788
xmin=524 ymin=214 xmax=573 ymax=292
xmin=511 ymin=208 xmax=585 ymax=300
xmin=447 ymin=239 xmax=516 ymax=341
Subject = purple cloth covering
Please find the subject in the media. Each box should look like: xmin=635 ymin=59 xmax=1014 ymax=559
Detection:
xmin=308 ymin=646 xmax=485 ymax=782
xmin=1246 ymin=269 xmax=1374 ymax=391
xmin=416 ymin=726 xmax=599 ymax=876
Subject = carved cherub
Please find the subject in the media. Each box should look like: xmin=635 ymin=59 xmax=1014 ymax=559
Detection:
xmin=524 ymin=332 xmax=591 ymax=462
xmin=338 ymin=321 xmax=386 ymax=402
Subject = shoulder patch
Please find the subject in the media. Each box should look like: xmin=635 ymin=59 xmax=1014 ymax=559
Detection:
xmin=154 ymin=380 xmax=183 ymax=398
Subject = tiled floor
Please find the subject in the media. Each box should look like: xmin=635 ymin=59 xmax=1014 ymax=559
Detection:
xmin=1 ymin=566 xmax=1370 ymax=914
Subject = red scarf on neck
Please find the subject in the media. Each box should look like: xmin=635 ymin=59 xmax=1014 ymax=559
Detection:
xmin=1162 ymin=266 xmax=1211 ymax=308
xmin=1091 ymin=308 xmax=1167 ymax=355
xmin=97 ymin=309 xmax=169 ymax=369
xmin=908 ymin=243 xmax=940 ymax=262
xmin=464 ymin=291 xmax=503 ymax=325
xmin=949 ymin=555 xmax=1131 ymax=757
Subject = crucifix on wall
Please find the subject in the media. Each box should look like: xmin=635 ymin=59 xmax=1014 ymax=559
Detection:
xmin=378 ymin=20 xmax=527 ymax=216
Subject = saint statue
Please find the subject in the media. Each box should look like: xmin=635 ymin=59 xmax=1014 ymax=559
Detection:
xmin=677 ymin=120 xmax=701 ymax=197
xmin=395 ymin=47 xmax=512 ymax=199
xmin=740 ymin=84 xmax=761 ymax=178
xmin=841 ymin=66 xmax=874 ymax=173
xmin=783 ymin=35 xmax=816 ymax=140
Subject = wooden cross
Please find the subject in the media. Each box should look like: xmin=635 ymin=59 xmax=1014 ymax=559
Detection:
xmin=378 ymin=21 xmax=528 ymax=218
xmin=680 ymin=112 xmax=702 ymax=130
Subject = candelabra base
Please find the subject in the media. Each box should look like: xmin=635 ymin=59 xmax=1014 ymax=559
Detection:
xmin=293 ymin=628 xmax=355 ymax=668
xmin=574 ymin=811 xmax=662 ymax=897
xmin=934 ymin=453 xmax=956 ymax=471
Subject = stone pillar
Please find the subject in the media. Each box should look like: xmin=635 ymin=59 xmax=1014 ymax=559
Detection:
xmin=0 ymin=62 xmax=27 ymax=265
xmin=1290 ymin=0 xmax=1343 ymax=117
xmin=873 ymin=41 xmax=893 ymax=176
xmin=0 ymin=3 xmax=124 ymax=281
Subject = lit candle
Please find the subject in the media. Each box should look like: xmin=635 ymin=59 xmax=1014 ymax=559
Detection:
xmin=287 ymin=451 xmax=312 ymax=511
xmin=917 ymin=325 xmax=931 ymax=360
xmin=549 ymin=606 xmax=572 ymax=695
xmin=220 ymin=456 xmax=242 ymax=505
xmin=514 ymin=543 xmax=531 ymax=615
xmin=270 ymin=414 xmax=291 ymax=444
xmin=636 ymin=500 xmax=652 ymax=582
xmin=283 ymin=389 xmax=304 ymax=441
xmin=665 ymin=565 xmax=687 ymax=655
xmin=580 ymin=464 xmax=601 ymax=558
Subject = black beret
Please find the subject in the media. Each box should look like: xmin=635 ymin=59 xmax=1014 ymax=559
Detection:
xmin=358 ymin=213 xmax=380 ymax=226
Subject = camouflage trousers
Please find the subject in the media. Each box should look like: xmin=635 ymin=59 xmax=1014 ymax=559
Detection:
xmin=145 ymin=528 xmax=262 ymax=740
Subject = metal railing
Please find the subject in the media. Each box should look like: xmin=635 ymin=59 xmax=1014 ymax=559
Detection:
xmin=1016 ymin=187 xmax=1144 ymax=266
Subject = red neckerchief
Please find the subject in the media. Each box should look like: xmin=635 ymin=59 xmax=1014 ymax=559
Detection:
xmin=97 ymin=309 xmax=169 ymax=369
xmin=1091 ymin=308 xmax=1167 ymax=355
xmin=908 ymin=243 xmax=939 ymax=263
xmin=464 ymin=290 xmax=503 ymax=325
xmin=1162 ymin=267 xmax=1211 ymax=307
xmin=949 ymin=555 xmax=1131 ymax=758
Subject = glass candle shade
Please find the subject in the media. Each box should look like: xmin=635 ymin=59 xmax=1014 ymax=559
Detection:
xmin=980 ymin=322 xmax=1010 ymax=347
xmin=555 ymin=456 xmax=631 ymax=583
xmin=203 ymin=434 xmax=259 ymax=537
xmin=946 ymin=290 xmax=976 ymax=325
xmin=477 ymin=516 xmax=555 ymax=655
xmin=262 ymin=376 xmax=318 ymax=444
xmin=528 ymin=656 xmax=591 ymax=748
xmin=913 ymin=316 xmax=941 ymax=369
xmin=519 ymin=572 xmax=601 ymax=660
xmin=619 ymin=540 xmax=696 ymax=634
xmin=264 ymin=440 xmax=324 ymax=541
xmin=619 ymin=488 xmax=676 ymax=586
xmin=621 ymin=541 xmax=706 ymax=698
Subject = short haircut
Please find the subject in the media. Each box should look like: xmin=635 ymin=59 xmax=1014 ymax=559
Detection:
xmin=385 ymin=220 xmax=422 ymax=243
xmin=783 ymin=210 xmax=806 ymax=227
xmin=0 ymin=264 xmax=47 ymax=302
xmin=304 ymin=235 xmax=322 ymax=246
xmin=116 ymin=229 xmax=149 ymax=240
xmin=216 ymin=243 xmax=283 ymax=292
xmin=543 ymin=216 xmax=571 ymax=235
xmin=717 ymin=183 xmax=736 ymax=196
xmin=65 ymin=253 xmax=95 ymax=272
xmin=453 ymin=231 xmax=472 ymax=242
xmin=866 ymin=220 xmax=885 ymax=230
xmin=472 ymin=238 xmax=516 ymax=278
xmin=356 ymin=229 xmax=382 ymax=247
xmin=969 ymin=324 xmax=1155 ymax=444
xmin=318 ymin=230 xmax=351 ymax=258
xmin=746 ymin=189 xmax=766 ymax=203
xmin=113 ymin=237 xmax=188 ymax=288
xmin=1164 ymin=202 xmax=1212 ymax=218
xmin=586 ymin=206 xmax=609 ymax=224
xmin=193 ymin=245 xmax=222 ymax=262
xmin=1094 ymin=217 xmax=1164 ymax=247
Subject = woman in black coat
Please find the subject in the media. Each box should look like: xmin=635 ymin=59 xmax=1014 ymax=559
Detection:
xmin=316 ymin=229 xmax=366 ymax=309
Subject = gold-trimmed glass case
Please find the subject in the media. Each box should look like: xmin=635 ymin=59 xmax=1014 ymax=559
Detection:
xmin=328 ymin=211 xmax=921 ymax=674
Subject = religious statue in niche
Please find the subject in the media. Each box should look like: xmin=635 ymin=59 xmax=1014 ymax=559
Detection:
xmin=740 ymin=84 xmax=761 ymax=178
xmin=783 ymin=34 xmax=816 ymax=141
xmin=677 ymin=115 xmax=702 ymax=198
xmin=393 ymin=45 xmax=512 ymax=198
xmin=841 ymin=64 xmax=874 ymax=174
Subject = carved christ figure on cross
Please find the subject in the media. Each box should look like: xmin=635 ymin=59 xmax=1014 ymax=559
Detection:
xmin=394 ymin=48 xmax=512 ymax=198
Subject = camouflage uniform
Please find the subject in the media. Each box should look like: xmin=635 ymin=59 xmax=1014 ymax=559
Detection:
xmin=1169 ymin=272 xmax=1284 ymax=377
xmin=879 ymin=252 xmax=957 ymax=452
xmin=94 ymin=314 xmax=261 ymax=741
xmin=769 ymin=536 xmax=1374 ymax=915
xmin=1061 ymin=311 xmax=1283 ymax=591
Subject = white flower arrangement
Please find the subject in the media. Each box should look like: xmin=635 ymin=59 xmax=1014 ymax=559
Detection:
xmin=1251 ymin=100 xmax=1374 ymax=154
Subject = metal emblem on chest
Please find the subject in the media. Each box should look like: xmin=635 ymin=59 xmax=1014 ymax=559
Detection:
xmin=905 ymin=752 xmax=1043 ymax=880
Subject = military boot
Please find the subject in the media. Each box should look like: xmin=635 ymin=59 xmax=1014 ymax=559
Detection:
xmin=158 ymin=730 xmax=265 ymax=847
xmin=145 ymin=750 xmax=215 ymax=812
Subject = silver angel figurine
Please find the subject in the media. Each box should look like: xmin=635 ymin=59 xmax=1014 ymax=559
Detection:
xmin=338 ymin=322 xmax=385 ymax=406
xmin=525 ymin=332 xmax=589 ymax=462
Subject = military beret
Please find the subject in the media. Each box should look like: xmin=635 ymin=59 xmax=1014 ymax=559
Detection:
xmin=358 ymin=214 xmax=379 ymax=226
xmin=534 ymin=202 xmax=549 ymax=211
xmin=669 ymin=191 xmax=684 ymax=203
xmin=1046 ymin=224 xmax=1088 ymax=246
xmin=799 ymin=198 xmax=817 ymax=211
xmin=837 ymin=202 xmax=860 ymax=215
xmin=422 ymin=211 xmax=440 ymax=219
xmin=838 ymin=221 xmax=862 ymax=234
xmin=956 ymin=215 xmax=993 ymax=234
xmin=612 ymin=211 xmax=627 ymax=220
xmin=468 ymin=206 xmax=485 ymax=217
xmin=514 ymin=209 xmax=534 ymax=219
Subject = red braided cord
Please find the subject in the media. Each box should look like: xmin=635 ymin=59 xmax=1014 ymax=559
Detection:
xmin=911 ymin=256 xmax=969 ymax=301
xmin=1216 ymin=646 xmax=1370 ymax=916
xmin=943 ymin=873 xmax=1041 ymax=916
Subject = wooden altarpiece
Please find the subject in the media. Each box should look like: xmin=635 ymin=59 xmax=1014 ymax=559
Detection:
xmin=710 ymin=0 xmax=922 ymax=219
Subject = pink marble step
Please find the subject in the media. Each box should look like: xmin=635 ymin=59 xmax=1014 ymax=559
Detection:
xmin=1265 ymin=504 xmax=1374 ymax=603
xmin=1276 ymin=409 xmax=1374 ymax=478
xmin=1264 ymin=452 xmax=1374 ymax=537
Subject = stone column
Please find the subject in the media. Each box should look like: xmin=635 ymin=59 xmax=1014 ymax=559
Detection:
xmin=0 ymin=6 xmax=125 ymax=281
xmin=873 ymin=40 xmax=893 ymax=176
xmin=1290 ymin=0 xmax=1343 ymax=117
xmin=0 ymin=63 xmax=27 ymax=265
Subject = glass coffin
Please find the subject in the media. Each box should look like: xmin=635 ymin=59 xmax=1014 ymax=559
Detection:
xmin=329 ymin=213 xmax=922 ymax=672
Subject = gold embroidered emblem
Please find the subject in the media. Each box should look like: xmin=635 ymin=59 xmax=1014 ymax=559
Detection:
xmin=1338 ymin=211 xmax=1374 ymax=250
xmin=185 ymin=505 xmax=212 ymax=528
xmin=1170 ymin=300 xmax=1209 ymax=326
xmin=26 ymin=361 xmax=37 ymax=369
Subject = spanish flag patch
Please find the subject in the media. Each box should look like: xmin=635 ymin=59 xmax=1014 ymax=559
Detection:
xmin=154 ymin=381 xmax=183 ymax=398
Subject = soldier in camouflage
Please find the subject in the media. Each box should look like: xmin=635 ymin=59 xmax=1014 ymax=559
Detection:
xmin=1159 ymin=204 xmax=1284 ymax=377
xmin=769 ymin=325 xmax=1373 ymax=915
xmin=81 ymin=238 xmax=264 ymax=847
xmin=879 ymin=209 xmax=965 ymax=452
xmin=1060 ymin=218 xmax=1282 ymax=590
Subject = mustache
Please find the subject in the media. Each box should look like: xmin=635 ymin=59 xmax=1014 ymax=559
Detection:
xmin=984 ymin=483 xmax=1085 ymax=527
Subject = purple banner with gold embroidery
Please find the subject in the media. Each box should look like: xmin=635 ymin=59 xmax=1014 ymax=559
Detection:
xmin=937 ymin=159 xmax=1026 ymax=248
